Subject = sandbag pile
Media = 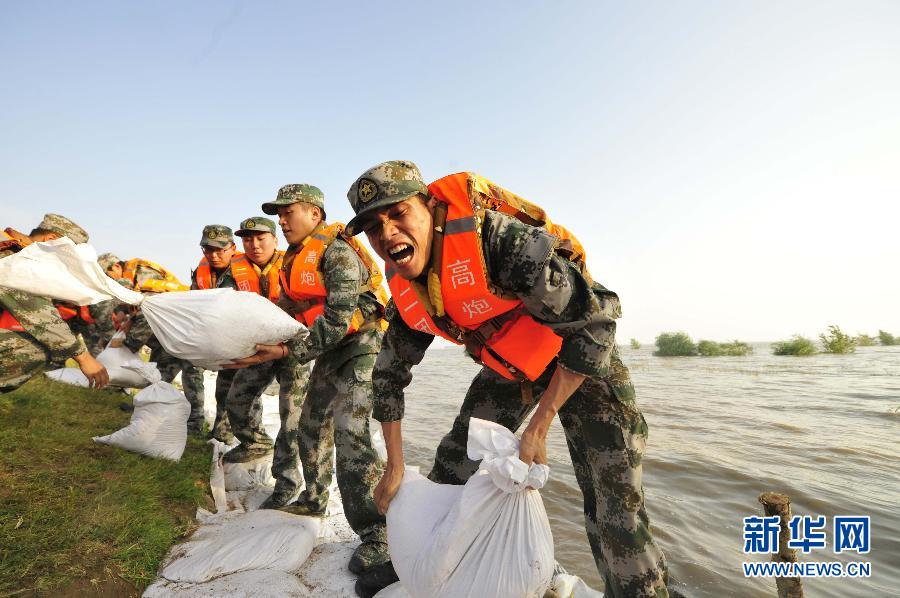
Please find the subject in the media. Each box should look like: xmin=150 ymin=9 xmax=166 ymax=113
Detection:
xmin=93 ymin=362 xmax=191 ymax=461
xmin=386 ymin=418 xmax=555 ymax=598
xmin=141 ymin=288 xmax=307 ymax=369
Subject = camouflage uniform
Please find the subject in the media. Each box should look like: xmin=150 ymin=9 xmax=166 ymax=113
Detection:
xmin=260 ymin=185 xmax=388 ymax=561
xmin=186 ymin=224 xmax=242 ymax=442
xmin=222 ymin=218 xmax=284 ymax=460
xmin=65 ymin=299 xmax=117 ymax=356
xmin=350 ymin=163 xmax=670 ymax=598
xmin=0 ymin=215 xmax=89 ymax=392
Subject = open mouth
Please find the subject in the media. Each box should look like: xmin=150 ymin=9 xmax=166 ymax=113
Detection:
xmin=388 ymin=243 xmax=415 ymax=265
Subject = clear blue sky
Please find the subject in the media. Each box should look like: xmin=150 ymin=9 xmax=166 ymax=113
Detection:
xmin=3 ymin=1 xmax=898 ymax=341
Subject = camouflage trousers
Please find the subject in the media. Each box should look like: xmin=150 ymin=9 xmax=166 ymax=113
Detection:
xmin=0 ymin=330 xmax=49 ymax=392
xmin=148 ymin=338 xmax=207 ymax=431
xmin=224 ymin=361 xmax=278 ymax=451
xmin=292 ymin=351 xmax=386 ymax=542
xmin=270 ymin=332 xmax=386 ymax=543
xmin=428 ymin=366 xmax=670 ymax=598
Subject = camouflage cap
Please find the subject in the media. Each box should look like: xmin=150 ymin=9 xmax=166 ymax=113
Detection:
xmin=345 ymin=160 xmax=428 ymax=236
xmin=261 ymin=184 xmax=325 ymax=215
xmin=235 ymin=216 xmax=277 ymax=237
xmin=200 ymin=224 xmax=234 ymax=249
xmin=38 ymin=213 xmax=89 ymax=244
xmin=97 ymin=252 xmax=121 ymax=271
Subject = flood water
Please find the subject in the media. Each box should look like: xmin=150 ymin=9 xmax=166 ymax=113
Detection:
xmin=398 ymin=343 xmax=900 ymax=597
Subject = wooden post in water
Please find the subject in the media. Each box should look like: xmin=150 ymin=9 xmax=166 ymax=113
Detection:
xmin=758 ymin=492 xmax=804 ymax=598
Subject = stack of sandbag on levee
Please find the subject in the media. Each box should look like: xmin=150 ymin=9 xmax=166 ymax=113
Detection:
xmin=93 ymin=362 xmax=191 ymax=461
xmin=46 ymin=331 xmax=154 ymax=389
xmin=382 ymin=418 xmax=555 ymax=598
xmin=140 ymin=288 xmax=307 ymax=369
xmin=145 ymin=441 xmax=361 ymax=597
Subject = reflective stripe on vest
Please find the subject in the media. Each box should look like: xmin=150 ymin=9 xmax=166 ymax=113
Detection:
xmin=388 ymin=172 xmax=563 ymax=382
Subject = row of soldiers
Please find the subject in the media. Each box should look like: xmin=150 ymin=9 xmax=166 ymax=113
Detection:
xmin=1 ymin=161 xmax=679 ymax=598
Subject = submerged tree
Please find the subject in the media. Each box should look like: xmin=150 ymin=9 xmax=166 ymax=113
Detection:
xmin=772 ymin=335 xmax=817 ymax=356
xmin=820 ymin=325 xmax=856 ymax=354
xmin=630 ymin=338 xmax=641 ymax=349
xmin=878 ymin=330 xmax=898 ymax=346
xmin=855 ymin=334 xmax=876 ymax=347
xmin=698 ymin=340 xmax=753 ymax=356
xmin=654 ymin=332 xmax=698 ymax=356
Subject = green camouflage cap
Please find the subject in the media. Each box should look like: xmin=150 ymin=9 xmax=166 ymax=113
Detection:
xmin=261 ymin=184 xmax=325 ymax=215
xmin=38 ymin=213 xmax=89 ymax=244
xmin=345 ymin=160 xmax=428 ymax=236
xmin=97 ymin=252 xmax=121 ymax=271
xmin=235 ymin=216 xmax=277 ymax=237
xmin=200 ymin=224 xmax=234 ymax=249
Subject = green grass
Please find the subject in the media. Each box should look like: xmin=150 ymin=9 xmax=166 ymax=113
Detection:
xmin=654 ymin=331 xmax=698 ymax=356
xmin=0 ymin=376 xmax=211 ymax=596
xmin=697 ymin=340 xmax=754 ymax=356
xmin=772 ymin=335 xmax=817 ymax=356
xmin=819 ymin=325 xmax=856 ymax=354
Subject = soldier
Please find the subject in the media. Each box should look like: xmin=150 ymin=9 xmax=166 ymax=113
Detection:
xmin=104 ymin=253 xmax=207 ymax=433
xmin=189 ymin=224 xmax=241 ymax=442
xmin=226 ymin=184 xmax=391 ymax=577
xmin=98 ymin=253 xmax=186 ymax=294
xmin=342 ymin=161 xmax=672 ymax=598
xmin=218 ymin=217 xmax=284 ymax=464
xmin=1 ymin=214 xmax=109 ymax=392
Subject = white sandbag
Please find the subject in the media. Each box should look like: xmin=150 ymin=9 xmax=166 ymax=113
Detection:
xmin=45 ymin=367 xmax=89 ymax=387
xmin=386 ymin=418 xmax=554 ymax=598
xmin=0 ymin=237 xmax=143 ymax=305
xmin=223 ymin=457 xmax=274 ymax=492
xmin=141 ymin=289 xmax=307 ymax=370
xmin=160 ymin=509 xmax=320 ymax=584
xmin=95 ymin=331 xmax=155 ymax=388
xmin=93 ymin=363 xmax=191 ymax=461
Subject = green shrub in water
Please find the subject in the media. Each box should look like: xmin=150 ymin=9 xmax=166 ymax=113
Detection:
xmin=855 ymin=334 xmax=876 ymax=347
xmin=772 ymin=335 xmax=817 ymax=356
xmin=698 ymin=340 xmax=753 ymax=356
xmin=878 ymin=330 xmax=898 ymax=346
xmin=654 ymin=332 xmax=698 ymax=356
xmin=819 ymin=325 xmax=856 ymax=354
xmin=630 ymin=338 xmax=641 ymax=349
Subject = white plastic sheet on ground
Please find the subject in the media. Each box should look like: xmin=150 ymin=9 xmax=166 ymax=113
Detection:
xmin=0 ymin=237 xmax=142 ymax=305
xmin=93 ymin=362 xmax=190 ymax=461
xmin=386 ymin=417 xmax=555 ymax=598
xmin=141 ymin=288 xmax=307 ymax=369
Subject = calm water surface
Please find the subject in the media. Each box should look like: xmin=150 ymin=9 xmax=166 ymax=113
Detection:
xmin=399 ymin=344 xmax=899 ymax=597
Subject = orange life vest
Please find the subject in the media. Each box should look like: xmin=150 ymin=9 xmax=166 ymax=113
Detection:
xmin=0 ymin=304 xmax=93 ymax=332
xmin=280 ymin=223 xmax=388 ymax=334
xmin=227 ymin=252 xmax=284 ymax=302
xmin=388 ymin=172 xmax=587 ymax=382
xmin=194 ymin=254 xmax=244 ymax=290
xmin=0 ymin=228 xmax=31 ymax=254
xmin=122 ymin=258 xmax=188 ymax=292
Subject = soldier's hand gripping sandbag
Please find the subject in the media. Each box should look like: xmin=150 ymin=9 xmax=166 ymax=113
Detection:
xmin=93 ymin=362 xmax=191 ymax=461
xmin=140 ymin=288 xmax=308 ymax=370
xmin=0 ymin=237 xmax=143 ymax=306
xmin=385 ymin=418 xmax=554 ymax=598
